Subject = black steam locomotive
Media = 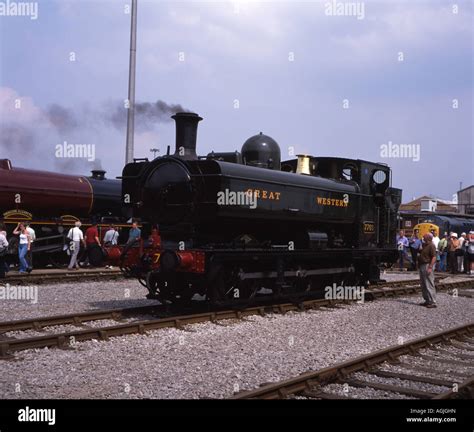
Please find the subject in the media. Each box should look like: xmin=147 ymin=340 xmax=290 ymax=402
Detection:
xmin=122 ymin=113 xmax=402 ymax=304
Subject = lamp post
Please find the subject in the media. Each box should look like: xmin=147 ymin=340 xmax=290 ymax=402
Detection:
xmin=125 ymin=0 xmax=138 ymax=164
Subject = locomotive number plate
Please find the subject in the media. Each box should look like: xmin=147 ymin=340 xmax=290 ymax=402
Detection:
xmin=363 ymin=221 xmax=375 ymax=233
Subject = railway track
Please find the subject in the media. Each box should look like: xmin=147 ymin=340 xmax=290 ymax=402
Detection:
xmin=0 ymin=277 xmax=464 ymax=334
xmin=232 ymin=323 xmax=474 ymax=400
xmin=0 ymin=278 xmax=472 ymax=359
xmin=1 ymin=268 xmax=123 ymax=285
xmin=0 ymin=304 xmax=165 ymax=334
xmin=0 ymin=278 xmax=470 ymax=334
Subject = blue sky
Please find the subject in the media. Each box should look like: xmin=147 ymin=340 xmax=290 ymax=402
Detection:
xmin=0 ymin=0 xmax=472 ymax=202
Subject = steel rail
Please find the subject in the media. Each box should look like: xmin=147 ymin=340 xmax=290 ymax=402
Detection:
xmin=1 ymin=278 xmax=470 ymax=334
xmin=232 ymin=323 xmax=474 ymax=399
xmin=0 ymin=279 xmax=472 ymax=359
xmin=2 ymin=269 xmax=123 ymax=285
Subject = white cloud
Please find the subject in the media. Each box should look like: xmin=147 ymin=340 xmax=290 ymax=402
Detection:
xmin=0 ymin=87 xmax=46 ymax=124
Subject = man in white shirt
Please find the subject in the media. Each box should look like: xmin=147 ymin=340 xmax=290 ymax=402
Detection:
xmin=430 ymin=229 xmax=440 ymax=250
xmin=67 ymin=221 xmax=86 ymax=270
xmin=429 ymin=229 xmax=440 ymax=270
xmin=25 ymin=223 xmax=36 ymax=271
xmin=459 ymin=233 xmax=467 ymax=273
xmin=0 ymin=223 xmax=9 ymax=279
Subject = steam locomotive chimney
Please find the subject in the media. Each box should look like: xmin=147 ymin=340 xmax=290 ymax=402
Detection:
xmin=172 ymin=112 xmax=202 ymax=160
xmin=91 ymin=170 xmax=106 ymax=180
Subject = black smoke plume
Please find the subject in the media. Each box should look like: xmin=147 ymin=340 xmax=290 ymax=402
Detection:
xmin=0 ymin=99 xmax=189 ymax=173
xmin=47 ymin=104 xmax=78 ymax=134
xmin=108 ymin=100 xmax=188 ymax=131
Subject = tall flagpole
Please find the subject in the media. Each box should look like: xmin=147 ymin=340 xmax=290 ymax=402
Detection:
xmin=125 ymin=0 xmax=137 ymax=164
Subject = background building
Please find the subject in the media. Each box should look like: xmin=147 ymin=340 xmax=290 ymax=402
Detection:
xmin=457 ymin=185 xmax=474 ymax=215
xmin=399 ymin=196 xmax=457 ymax=214
xmin=399 ymin=192 xmax=474 ymax=236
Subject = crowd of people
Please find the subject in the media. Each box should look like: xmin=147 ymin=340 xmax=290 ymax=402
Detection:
xmin=0 ymin=221 xmax=142 ymax=278
xmin=397 ymin=229 xmax=474 ymax=275
xmin=397 ymin=228 xmax=474 ymax=309
xmin=66 ymin=221 xmax=141 ymax=270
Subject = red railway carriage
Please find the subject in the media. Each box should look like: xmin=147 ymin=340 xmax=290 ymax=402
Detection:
xmin=0 ymin=158 xmax=93 ymax=216
xmin=0 ymin=159 xmax=130 ymax=268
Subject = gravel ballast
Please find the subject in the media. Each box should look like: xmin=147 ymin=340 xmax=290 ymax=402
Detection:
xmin=318 ymin=383 xmax=413 ymax=399
xmin=0 ymin=272 xmax=469 ymax=323
xmin=0 ymin=279 xmax=156 ymax=322
xmin=0 ymin=289 xmax=472 ymax=399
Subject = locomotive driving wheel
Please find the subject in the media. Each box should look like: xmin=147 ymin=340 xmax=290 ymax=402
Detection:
xmin=208 ymin=264 xmax=259 ymax=305
xmin=146 ymin=271 xmax=193 ymax=305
